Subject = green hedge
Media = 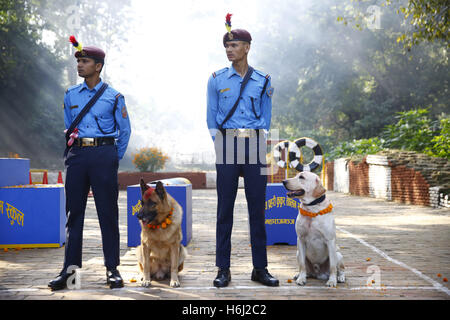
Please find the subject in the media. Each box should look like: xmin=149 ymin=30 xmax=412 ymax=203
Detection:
xmin=329 ymin=108 xmax=449 ymax=160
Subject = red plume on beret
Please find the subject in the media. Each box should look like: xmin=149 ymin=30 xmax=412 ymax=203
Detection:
xmin=225 ymin=13 xmax=232 ymax=32
xmin=143 ymin=187 xmax=155 ymax=201
xmin=69 ymin=35 xmax=78 ymax=46
xmin=69 ymin=35 xmax=83 ymax=51
xmin=226 ymin=13 xmax=232 ymax=25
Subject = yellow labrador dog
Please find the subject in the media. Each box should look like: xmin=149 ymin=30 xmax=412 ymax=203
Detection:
xmin=283 ymin=172 xmax=345 ymax=287
xmin=136 ymin=179 xmax=187 ymax=288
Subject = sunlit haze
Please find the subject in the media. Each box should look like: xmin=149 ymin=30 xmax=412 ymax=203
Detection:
xmin=105 ymin=0 xmax=264 ymax=167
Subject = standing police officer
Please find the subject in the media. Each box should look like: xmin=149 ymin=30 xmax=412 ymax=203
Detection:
xmin=48 ymin=38 xmax=131 ymax=290
xmin=207 ymin=14 xmax=279 ymax=287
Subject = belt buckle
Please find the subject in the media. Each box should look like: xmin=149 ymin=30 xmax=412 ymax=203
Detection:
xmin=82 ymin=138 xmax=95 ymax=147
xmin=237 ymin=129 xmax=253 ymax=138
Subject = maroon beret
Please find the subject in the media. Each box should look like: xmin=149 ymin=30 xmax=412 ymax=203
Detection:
xmin=223 ymin=29 xmax=252 ymax=46
xmin=74 ymin=46 xmax=105 ymax=61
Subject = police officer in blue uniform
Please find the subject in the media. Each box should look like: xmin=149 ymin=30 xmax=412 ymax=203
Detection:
xmin=48 ymin=42 xmax=131 ymax=290
xmin=207 ymin=15 xmax=279 ymax=287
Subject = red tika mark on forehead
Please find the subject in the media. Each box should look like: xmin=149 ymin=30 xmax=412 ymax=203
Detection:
xmin=143 ymin=187 xmax=155 ymax=201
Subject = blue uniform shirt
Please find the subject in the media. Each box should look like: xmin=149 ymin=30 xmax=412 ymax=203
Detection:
xmin=63 ymin=79 xmax=131 ymax=160
xmin=206 ymin=65 xmax=274 ymax=140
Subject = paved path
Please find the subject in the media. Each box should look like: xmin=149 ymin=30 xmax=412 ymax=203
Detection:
xmin=0 ymin=189 xmax=449 ymax=300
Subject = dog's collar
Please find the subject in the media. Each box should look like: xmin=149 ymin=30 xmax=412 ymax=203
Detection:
xmin=147 ymin=208 xmax=173 ymax=230
xmin=302 ymin=195 xmax=326 ymax=206
xmin=299 ymin=203 xmax=333 ymax=218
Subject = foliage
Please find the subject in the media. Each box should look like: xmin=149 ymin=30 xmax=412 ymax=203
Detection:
xmin=336 ymin=0 xmax=449 ymax=50
xmin=381 ymin=108 xmax=435 ymax=152
xmin=34 ymin=0 xmax=132 ymax=83
xmin=424 ymin=117 xmax=450 ymax=159
xmin=132 ymin=147 xmax=169 ymax=172
xmin=256 ymin=0 xmax=448 ymax=160
xmin=328 ymin=137 xmax=384 ymax=160
xmin=0 ymin=0 xmax=130 ymax=167
xmin=0 ymin=0 xmax=66 ymax=167
xmin=393 ymin=0 xmax=450 ymax=49
xmin=329 ymin=108 xmax=449 ymax=160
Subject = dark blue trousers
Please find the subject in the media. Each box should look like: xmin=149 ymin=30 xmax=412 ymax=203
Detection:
xmin=215 ymin=133 xmax=268 ymax=269
xmin=63 ymin=144 xmax=120 ymax=271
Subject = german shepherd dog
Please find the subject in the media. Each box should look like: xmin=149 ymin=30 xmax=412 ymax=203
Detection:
xmin=136 ymin=179 xmax=187 ymax=287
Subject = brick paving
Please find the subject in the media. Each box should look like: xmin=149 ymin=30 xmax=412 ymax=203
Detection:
xmin=0 ymin=189 xmax=449 ymax=300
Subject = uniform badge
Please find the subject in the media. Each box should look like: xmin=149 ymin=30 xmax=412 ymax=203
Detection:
xmin=228 ymin=32 xmax=234 ymax=40
xmin=266 ymin=87 xmax=274 ymax=97
xmin=121 ymin=106 xmax=128 ymax=118
xmin=220 ymin=88 xmax=230 ymax=93
xmin=70 ymin=105 xmax=78 ymax=109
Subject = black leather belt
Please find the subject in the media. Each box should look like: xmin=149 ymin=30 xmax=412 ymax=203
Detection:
xmin=73 ymin=137 xmax=115 ymax=147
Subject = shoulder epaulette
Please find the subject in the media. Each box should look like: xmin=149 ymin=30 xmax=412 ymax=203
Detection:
xmin=253 ymin=69 xmax=269 ymax=79
xmin=65 ymin=83 xmax=82 ymax=94
xmin=212 ymin=67 xmax=228 ymax=78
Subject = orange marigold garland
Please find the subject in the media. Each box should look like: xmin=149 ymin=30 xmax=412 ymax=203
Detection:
xmin=147 ymin=207 xmax=173 ymax=229
xmin=299 ymin=203 xmax=333 ymax=218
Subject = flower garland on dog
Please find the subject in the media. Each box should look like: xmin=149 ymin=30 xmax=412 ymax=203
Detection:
xmin=147 ymin=208 xmax=173 ymax=230
xmin=142 ymin=187 xmax=173 ymax=229
xmin=299 ymin=203 xmax=333 ymax=218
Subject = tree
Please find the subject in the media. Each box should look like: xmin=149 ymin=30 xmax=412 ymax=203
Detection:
xmin=0 ymin=0 xmax=66 ymax=167
xmin=254 ymin=0 xmax=448 ymax=157
xmin=0 ymin=0 xmax=131 ymax=167
xmin=41 ymin=0 xmax=131 ymax=84
xmin=392 ymin=0 xmax=449 ymax=49
xmin=337 ymin=0 xmax=449 ymax=50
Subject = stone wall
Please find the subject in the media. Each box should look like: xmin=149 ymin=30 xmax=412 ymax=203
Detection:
xmin=325 ymin=150 xmax=449 ymax=209
xmin=430 ymin=187 xmax=450 ymax=208
xmin=380 ymin=150 xmax=449 ymax=207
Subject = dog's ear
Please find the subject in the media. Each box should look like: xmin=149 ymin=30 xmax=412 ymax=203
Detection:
xmin=312 ymin=176 xmax=326 ymax=198
xmin=140 ymin=178 xmax=149 ymax=195
xmin=155 ymin=181 xmax=166 ymax=201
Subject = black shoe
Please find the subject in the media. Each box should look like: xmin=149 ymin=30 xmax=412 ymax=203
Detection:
xmin=213 ymin=268 xmax=231 ymax=288
xmin=106 ymin=269 xmax=124 ymax=289
xmin=251 ymin=268 xmax=279 ymax=287
xmin=48 ymin=271 xmax=72 ymax=291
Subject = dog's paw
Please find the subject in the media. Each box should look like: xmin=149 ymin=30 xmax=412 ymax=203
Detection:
xmin=295 ymin=273 xmax=307 ymax=286
xmin=337 ymin=273 xmax=346 ymax=283
xmin=170 ymin=279 xmax=180 ymax=288
xmin=293 ymin=273 xmax=299 ymax=280
xmin=141 ymin=280 xmax=152 ymax=288
xmin=326 ymin=277 xmax=337 ymax=288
